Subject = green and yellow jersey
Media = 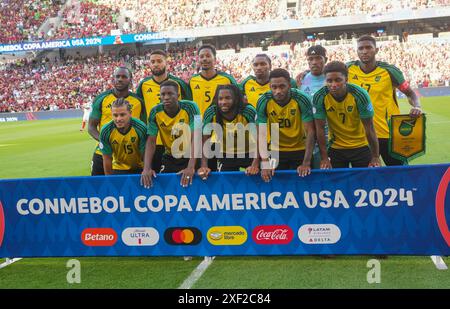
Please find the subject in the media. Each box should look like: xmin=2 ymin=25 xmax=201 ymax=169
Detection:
xmin=90 ymin=90 xmax=146 ymax=155
xmin=203 ymin=104 xmax=256 ymax=155
xmin=256 ymin=89 xmax=313 ymax=152
xmin=147 ymin=100 xmax=200 ymax=156
xmin=136 ymin=73 xmax=192 ymax=120
xmin=241 ymin=76 xmax=297 ymax=108
xmin=313 ymin=84 xmax=374 ymax=149
xmin=189 ymin=71 xmax=239 ymax=116
xmin=347 ymin=61 xmax=407 ymax=138
xmin=99 ymin=117 xmax=147 ymax=171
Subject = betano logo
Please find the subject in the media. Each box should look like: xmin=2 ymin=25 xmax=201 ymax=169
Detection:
xmin=164 ymin=227 xmax=202 ymax=245
xmin=121 ymin=227 xmax=159 ymax=246
xmin=0 ymin=201 xmax=4 ymax=248
xmin=81 ymin=228 xmax=118 ymax=246
xmin=207 ymin=226 xmax=247 ymax=245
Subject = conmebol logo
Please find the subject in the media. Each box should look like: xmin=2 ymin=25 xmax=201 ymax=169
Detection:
xmin=0 ymin=201 xmax=4 ymax=248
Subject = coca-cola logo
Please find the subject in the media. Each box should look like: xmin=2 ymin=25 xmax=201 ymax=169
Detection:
xmin=252 ymin=225 xmax=294 ymax=245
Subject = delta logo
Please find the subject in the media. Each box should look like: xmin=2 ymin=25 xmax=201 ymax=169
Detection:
xmin=252 ymin=225 xmax=294 ymax=245
xmin=81 ymin=228 xmax=118 ymax=247
xmin=0 ymin=201 xmax=4 ymax=248
xmin=164 ymin=227 xmax=202 ymax=245
xmin=298 ymin=224 xmax=341 ymax=245
xmin=121 ymin=227 xmax=159 ymax=246
xmin=207 ymin=226 xmax=247 ymax=245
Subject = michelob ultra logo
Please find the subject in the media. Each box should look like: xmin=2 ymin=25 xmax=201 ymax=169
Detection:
xmin=164 ymin=227 xmax=202 ymax=245
xmin=207 ymin=226 xmax=247 ymax=245
xmin=121 ymin=227 xmax=159 ymax=246
xmin=0 ymin=201 xmax=4 ymax=248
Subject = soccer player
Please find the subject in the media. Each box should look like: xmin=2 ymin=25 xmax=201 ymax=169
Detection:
xmin=80 ymin=101 xmax=91 ymax=131
xmin=256 ymin=68 xmax=316 ymax=182
xmin=141 ymin=81 xmax=200 ymax=188
xmin=88 ymin=66 xmax=146 ymax=176
xmin=136 ymin=49 xmax=192 ymax=172
xmin=298 ymin=45 xmax=327 ymax=96
xmin=313 ymin=61 xmax=381 ymax=169
xmin=189 ymin=44 xmax=239 ymax=116
xmin=241 ymin=54 xmax=297 ymax=108
xmin=99 ymin=98 xmax=147 ymax=175
xmin=198 ymin=84 xmax=258 ymax=179
xmin=189 ymin=44 xmax=239 ymax=171
xmin=347 ymin=35 xmax=422 ymax=166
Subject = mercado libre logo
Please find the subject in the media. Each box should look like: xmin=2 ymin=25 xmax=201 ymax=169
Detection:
xmin=436 ymin=167 xmax=450 ymax=247
xmin=0 ymin=201 xmax=4 ymax=248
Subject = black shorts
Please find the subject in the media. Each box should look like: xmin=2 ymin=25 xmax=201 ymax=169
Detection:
xmin=152 ymin=145 xmax=165 ymax=172
xmin=271 ymin=150 xmax=306 ymax=170
xmin=91 ymin=152 xmax=104 ymax=176
xmin=218 ymin=154 xmax=253 ymax=172
xmin=160 ymin=154 xmax=190 ymax=173
xmin=112 ymin=169 xmax=143 ymax=175
xmin=329 ymin=146 xmax=371 ymax=168
xmin=379 ymin=138 xmax=406 ymax=166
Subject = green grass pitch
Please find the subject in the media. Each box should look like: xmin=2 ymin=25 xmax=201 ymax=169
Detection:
xmin=0 ymin=97 xmax=449 ymax=288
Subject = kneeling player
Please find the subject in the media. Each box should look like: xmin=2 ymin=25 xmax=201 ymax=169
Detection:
xmin=198 ymin=84 xmax=259 ymax=179
xmin=313 ymin=61 xmax=381 ymax=168
xmin=99 ymin=98 xmax=147 ymax=175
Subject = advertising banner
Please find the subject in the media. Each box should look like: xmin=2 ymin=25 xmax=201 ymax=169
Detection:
xmin=0 ymin=164 xmax=449 ymax=257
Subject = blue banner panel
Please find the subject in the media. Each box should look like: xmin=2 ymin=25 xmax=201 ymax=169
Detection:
xmin=0 ymin=164 xmax=449 ymax=257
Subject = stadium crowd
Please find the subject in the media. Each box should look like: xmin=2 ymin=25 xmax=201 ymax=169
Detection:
xmin=1 ymin=40 xmax=449 ymax=113
xmin=1 ymin=0 xmax=449 ymax=43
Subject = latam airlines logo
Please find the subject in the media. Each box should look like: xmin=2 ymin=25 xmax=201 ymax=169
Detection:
xmin=252 ymin=225 xmax=294 ymax=245
xmin=121 ymin=227 xmax=159 ymax=246
xmin=207 ymin=226 xmax=247 ymax=245
xmin=0 ymin=201 xmax=4 ymax=248
xmin=164 ymin=227 xmax=202 ymax=245
xmin=298 ymin=224 xmax=341 ymax=245
xmin=81 ymin=228 xmax=118 ymax=246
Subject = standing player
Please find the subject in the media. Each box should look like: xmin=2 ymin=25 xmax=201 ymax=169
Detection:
xmin=80 ymin=101 xmax=92 ymax=131
xmin=88 ymin=66 xmax=146 ymax=176
xmin=189 ymin=44 xmax=239 ymax=116
xmin=141 ymin=81 xmax=200 ymax=188
xmin=99 ymin=98 xmax=147 ymax=175
xmin=136 ymin=49 xmax=192 ymax=172
xmin=313 ymin=61 xmax=381 ymax=168
xmin=198 ymin=84 xmax=258 ymax=179
xmin=241 ymin=54 xmax=297 ymax=108
xmin=256 ymin=68 xmax=316 ymax=182
xmin=347 ymin=35 xmax=422 ymax=166
xmin=189 ymin=44 xmax=239 ymax=171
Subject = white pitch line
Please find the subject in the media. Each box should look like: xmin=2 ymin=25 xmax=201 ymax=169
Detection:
xmin=430 ymin=255 xmax=448 ymax=270
xmin=0 ymin=258 xmax=22 ymax=270
xmin=178 ymin=256 xmax=215 ymax=289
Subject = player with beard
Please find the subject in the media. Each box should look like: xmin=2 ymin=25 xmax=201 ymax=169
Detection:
xmin=136 ymin=50 xmax=192 ymax=172
xmin=88 ymin=66 xmax=146 ymax=176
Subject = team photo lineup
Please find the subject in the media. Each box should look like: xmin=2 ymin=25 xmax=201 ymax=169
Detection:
xmin=0 ymin=0 xmax=449 ymax=292
xmin=86 ymin=37 xmax=423 ymax=188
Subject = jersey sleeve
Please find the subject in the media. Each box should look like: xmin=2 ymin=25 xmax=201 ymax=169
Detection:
xmin=133 ymin=119 xmax=148 ymax=153
xmin=312 ymin=87 xmax=328 ymax=120
xmin=242 ymin=104 xmax=256 ymax=123
xmin=179 ymin=79 xmax=193 ymax=101
xmin=290 ymin=78 xmax=298 ymax=88
xmin=383 ymin=63 xmax=406 ymax=88
xmin=293 ymin=89 xmax=313 ymax=122
xmin=186 ymin=101 xmax=201 ymax=130
xmin=202 ymin=104 xmax=216 ymax=134
xmin=99 ymin=123 xmax=113 ymax=155
xmin=136 ymin=79 xmax=144 ymax=99
xmin=351 ymin=85 xmax=374 ymax=119
xmin=256 ymin=93 xmax=270 ymax=124
xmin=89 ymin=92 xmax=107 ymax=120
xmin=147 ymin=107 xmax=159 ymax=136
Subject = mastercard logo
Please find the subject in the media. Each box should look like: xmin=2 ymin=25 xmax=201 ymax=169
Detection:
xmin=164 ymin=227 xmax=202 ymax=245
